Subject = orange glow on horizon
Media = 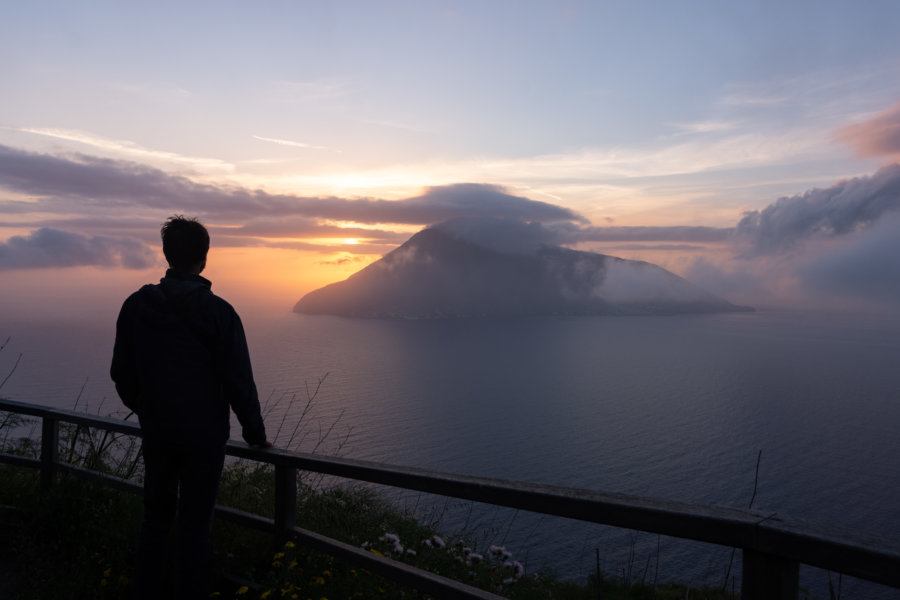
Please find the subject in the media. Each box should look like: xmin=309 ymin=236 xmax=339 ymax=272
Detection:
xmin=203 ymin=246 xmax=377 ymax=313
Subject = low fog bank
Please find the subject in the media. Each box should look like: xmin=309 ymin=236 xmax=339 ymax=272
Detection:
xmin=434 ymin=163 xmax=900 ymax=314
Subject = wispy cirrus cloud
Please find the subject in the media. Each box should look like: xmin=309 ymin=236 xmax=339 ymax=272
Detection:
xmin=252 ymin=135 xmax=342 ymax=153
xmin=7 ymin=127 xmax=234 ymax=172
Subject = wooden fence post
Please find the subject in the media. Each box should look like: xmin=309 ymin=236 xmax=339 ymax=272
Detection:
xmin=274 ymin=464 xmax=297 ymax=543
xmin=40 ymin=416 xmax=59 ymax=491
xmin=741 ymin=549 xmax=799 ymax=600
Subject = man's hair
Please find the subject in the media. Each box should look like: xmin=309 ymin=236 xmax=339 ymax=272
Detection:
xmin=161 ymin=215 xmax=210 ymax=270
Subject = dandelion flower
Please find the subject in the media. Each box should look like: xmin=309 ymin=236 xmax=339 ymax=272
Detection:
xmin=261 ymin=591 xmax=272 ymax=599
xmin=284 ymin=540 xmax=296 ymax=549
xmin=273 ymin=552 xmax=286 ymax=560
xmin=236 ymin=586 xmax=249 ymax=595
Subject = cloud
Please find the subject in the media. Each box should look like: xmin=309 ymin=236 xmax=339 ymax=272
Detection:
xmin=835 ymin=101 xmax=900 ymax=158
xmin=252 ymin=135 xmax=341 ymax=153
xmin=799 ymin=213 xmax=900 ymax=307
xmin=733 ymin=163 xmax=900 ymax=256
xmin=9 ymin=127 xmax=234 ymax=172
xmin=0 ymin=145 xmax=583 ymax=226
xmin=678 ymin=165 xmax=900 ymax=311
xmin=407 ymin=184 xmax=585 ymax=224
xmin=0 ymin=228 xmax=157 ymax=270
xmin=435 ymin=217 xmax=567 ymax=255
xmin=436 ymin=218 xmax=732 ymax=255
xmin=432 ymin=164 xmax=900 ymax=312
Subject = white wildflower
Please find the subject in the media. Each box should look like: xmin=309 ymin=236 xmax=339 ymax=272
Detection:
xmin=504 ymin=560 xmax=525 ymax=579
xmin=379 ymin=533 xmax=404 ymax=554
xmin=432 ymin=535 xmax=446 ymax=548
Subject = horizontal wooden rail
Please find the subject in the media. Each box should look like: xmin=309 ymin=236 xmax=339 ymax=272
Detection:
xmin=2 ymin=398 xmax=900 ymax=599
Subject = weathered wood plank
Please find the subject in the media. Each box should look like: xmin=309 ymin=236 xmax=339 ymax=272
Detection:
xmin=274 ymin=465 xmax=297 ymax=543
xmin=0 ymin=452 xmax=40 ymax=470
xmin=40 ymin=417 xmax=58 ymax=491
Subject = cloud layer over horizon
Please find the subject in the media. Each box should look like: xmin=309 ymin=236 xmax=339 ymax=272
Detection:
xmin=1 ymin=143 xmax=899 ymax=311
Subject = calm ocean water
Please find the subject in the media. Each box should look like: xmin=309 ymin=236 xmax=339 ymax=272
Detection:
xmin=2 ymin=308 xmax=900 ymax=597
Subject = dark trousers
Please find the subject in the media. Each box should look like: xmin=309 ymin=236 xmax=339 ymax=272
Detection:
xmin=134 ymin=439 xmax=225 ymax=600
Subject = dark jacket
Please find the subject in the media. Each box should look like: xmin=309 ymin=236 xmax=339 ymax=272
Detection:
xmin=111 ymin=269 xmax=267 ymax=448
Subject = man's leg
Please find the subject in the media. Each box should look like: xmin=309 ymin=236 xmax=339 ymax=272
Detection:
xmin=173 ymin=446 xmax=225 ymax=600
xmin=135 ymin=439 xmax=179 ymax=600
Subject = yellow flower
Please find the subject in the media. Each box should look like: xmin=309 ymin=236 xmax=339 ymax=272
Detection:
xmin=322 ymin=570 xmax=332 ymax=579
xmin=288 ymin=560 xmax=298 ymax=570
xmin=261 ymin=591 xmax=272 ymax=599
xmin=273 ymin=552 xmax=285 ymax=560
xmin=349 ymin=569 xmax=358 ymax=577
xmin=236 ymin=585 xmax=249 ymax=595
xmin=310 ymin=576 xmax=325 ymax=585
xmin=272 ymin=560 xmax=283 ymax=568
xmin=283 ymin=540 xmax=296 ymax=549
xmin=103 ymin=568 xmax=112 ymax=578
xmin=100 ymin=579 xmax=107 ymax=587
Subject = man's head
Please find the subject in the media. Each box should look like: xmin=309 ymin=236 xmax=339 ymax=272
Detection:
xmin=161 ymin=215 xmax=210 ymax=273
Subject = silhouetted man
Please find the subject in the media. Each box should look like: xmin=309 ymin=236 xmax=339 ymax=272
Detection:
xmin=111 ymin=215 xmax=270 ymax=599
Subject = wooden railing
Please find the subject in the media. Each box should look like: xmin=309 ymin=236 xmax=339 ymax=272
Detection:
xmin=2 ymin=398 xmax=899 ymax=600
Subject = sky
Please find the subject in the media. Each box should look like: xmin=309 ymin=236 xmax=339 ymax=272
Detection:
xmin=2 ymin=1 xmax=900 ymax=318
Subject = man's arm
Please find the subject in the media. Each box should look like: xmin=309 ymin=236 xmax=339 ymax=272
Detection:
xmin=110 ymin=294 xmax=140 ymax=414
xmin=219 ymin=306 xmax=269 ymax=446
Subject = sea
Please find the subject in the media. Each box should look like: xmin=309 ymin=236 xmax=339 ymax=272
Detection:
xmin=2 ymin=307 xmax=900 ymax=598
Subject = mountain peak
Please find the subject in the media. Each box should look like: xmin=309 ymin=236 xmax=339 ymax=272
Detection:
xmin=294 ymin=224 xmax=751 ymax=318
